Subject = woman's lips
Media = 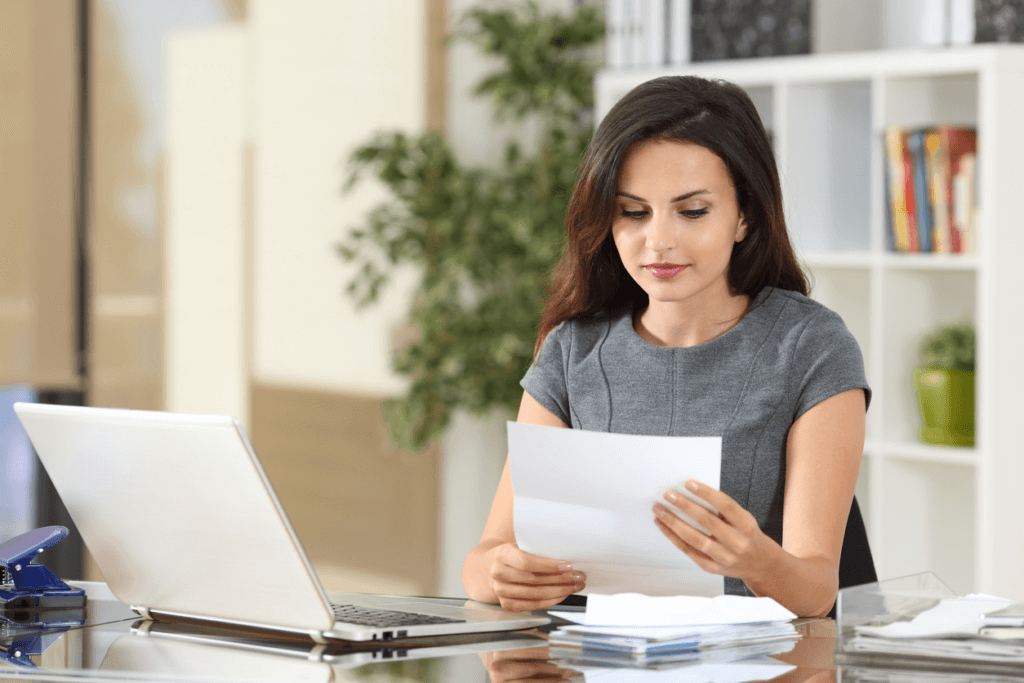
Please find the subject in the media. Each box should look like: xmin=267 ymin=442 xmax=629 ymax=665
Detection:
xmin=645 ymin=263 xmax=688 ymax=279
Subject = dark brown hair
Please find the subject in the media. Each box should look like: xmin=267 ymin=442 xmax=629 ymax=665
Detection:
xmin=535 ymin=75 xmax=808 ymax=355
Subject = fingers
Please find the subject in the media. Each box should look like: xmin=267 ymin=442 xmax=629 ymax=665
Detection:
xmin=653 ymin=515 xmax=725 ymax=573
xmin=493 ymin=544 xmax=576 ymax=575
xmin=495 ymin=591 xmax=579 ymax=612
xmin=489 ymin=543 xmax=586 ymax=612
xmin=677 ymin=480 xmax=749 ymax=524
xmin=652 ymin=481 xmax=771 ymax=580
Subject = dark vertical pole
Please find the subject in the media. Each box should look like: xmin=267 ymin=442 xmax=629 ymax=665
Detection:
xmin=33 ymin=0 xmax=90 ymax=581
xmin=76 ymin=0 xmax=90 ymax=389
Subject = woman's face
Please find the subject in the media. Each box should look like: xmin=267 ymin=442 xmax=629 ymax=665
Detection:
xmin=611 ymin=139 xmax=747 ymax=309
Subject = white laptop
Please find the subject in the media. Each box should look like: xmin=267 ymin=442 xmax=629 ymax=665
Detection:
xmin=13 ymin=402 xmax=548 ymax=642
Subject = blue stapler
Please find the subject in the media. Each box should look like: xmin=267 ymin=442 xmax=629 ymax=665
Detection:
xmin=0 ymin=526 xmax=86 ymax=610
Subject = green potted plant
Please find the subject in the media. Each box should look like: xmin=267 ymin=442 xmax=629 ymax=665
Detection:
xmin=337 ymin=1 xmax=603 ymax=452
xmin=913 ymin=323 xmax=975 ymax=447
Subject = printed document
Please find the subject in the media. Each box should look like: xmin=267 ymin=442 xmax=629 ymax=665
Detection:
xmin=507 ymin=422 xmax=723 ymax=597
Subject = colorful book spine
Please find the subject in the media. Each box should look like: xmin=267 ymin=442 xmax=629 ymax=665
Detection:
xmin=884 ymin=128 xmax=912 ymax=253
xmin=900 ymin=130 xmax=920 ymax=252
xmin=942 ymin=126 xmax=978 ymax=253
xmin=953 ymin=152 xmax=977 ymax=254
xmin=907 ymin=129 xmax=934 ymax=253
xmin=924 ymin=129 xmax=950 ymax=254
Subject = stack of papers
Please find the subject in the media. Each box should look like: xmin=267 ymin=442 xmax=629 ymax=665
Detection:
xmin=844 ymin=594 xmax=1024 ymax=669
xmin=547 ymin=594 xmax=800 ymax=670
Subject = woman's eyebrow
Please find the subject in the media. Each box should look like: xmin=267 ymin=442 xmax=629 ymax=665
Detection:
xmin=616 ymin=189 xmax=711 ymax=203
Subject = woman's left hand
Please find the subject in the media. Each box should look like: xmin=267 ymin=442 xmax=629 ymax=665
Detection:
xmin=652 ymin=480 xmax=778 ymax=584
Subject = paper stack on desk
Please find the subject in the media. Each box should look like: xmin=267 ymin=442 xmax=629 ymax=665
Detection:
xmin=845 ymin=594 xmax=1024 ymax=667
xmin=547 ymin=594 xmax=799 ymax=669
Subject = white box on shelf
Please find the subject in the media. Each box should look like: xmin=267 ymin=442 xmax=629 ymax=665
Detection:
xmin=605 ymin=0 xmax=626 ymax=68
xmin=669 ymin=0 xmax=689 ymax=64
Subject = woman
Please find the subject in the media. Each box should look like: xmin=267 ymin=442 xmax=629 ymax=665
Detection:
xmin=462 ymin=75 xmax=870 ymax=618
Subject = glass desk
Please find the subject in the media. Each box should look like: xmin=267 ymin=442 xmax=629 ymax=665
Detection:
xmin=1 ymin=582 xmax=1014 ymax=683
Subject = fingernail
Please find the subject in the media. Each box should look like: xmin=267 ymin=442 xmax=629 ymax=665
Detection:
xmin=664 ymin=490 xmax=679 ymax=503
xmin=573 ymin=572 xmax=585 ymax=581
xmin=558 ymin=561 xmax=572 ymax=572
xmin=652 ymin=503 xmax=666 ymax=518
xmin=686 ymin=480 xmax=699 ymax=492
xmin=575 ymin=582 xmax=586 ymax=592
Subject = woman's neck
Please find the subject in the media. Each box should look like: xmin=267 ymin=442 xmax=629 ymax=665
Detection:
xmin=634 ymin=289 xmax=751 ymax=348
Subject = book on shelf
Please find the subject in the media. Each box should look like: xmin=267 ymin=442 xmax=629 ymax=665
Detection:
xmin=907 ymin=129 xmax=933 ymax=253
xmin=883 ymin=125 xmax=977 ymax=255
xmin=605 ymin=0 xmax=689 ymax=68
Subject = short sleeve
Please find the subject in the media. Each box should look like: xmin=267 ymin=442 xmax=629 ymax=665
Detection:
xmin=520 ymin=321 xmax=572 ymax=426
xmin=791 ymin=308 xmax=872 ymax=420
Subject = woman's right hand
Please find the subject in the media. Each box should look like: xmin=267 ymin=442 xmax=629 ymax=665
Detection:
xmin=488 ymin=542 xmax=586 ymax=612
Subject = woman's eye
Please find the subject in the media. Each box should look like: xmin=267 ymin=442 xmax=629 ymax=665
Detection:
xmin=683 ymin=208 xmax=709 ymax=219
xmin=620 ymin=209 xmax=647 ymax=219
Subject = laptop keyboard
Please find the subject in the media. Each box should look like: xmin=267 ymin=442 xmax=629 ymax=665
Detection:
xmin=331 ymin=603 xmax=466 ymax=628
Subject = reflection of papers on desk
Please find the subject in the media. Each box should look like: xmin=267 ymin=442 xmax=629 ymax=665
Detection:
xmin=507 ymin=422 xmax=723 ymax=597
xmin=564 ymin=658 xmax=797 ymax=680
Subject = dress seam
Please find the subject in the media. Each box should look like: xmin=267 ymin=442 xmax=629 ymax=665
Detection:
xmin=726 ymin=290 xmax=787 ymax=509
xmin=597 ymin=317 xmax=614 ymax=431
xmin=668 ymin=348 xmax=676 ymax=436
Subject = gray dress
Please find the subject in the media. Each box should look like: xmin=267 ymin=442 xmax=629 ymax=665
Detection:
xmin=520 ymin=286 xmax=871 ymax=596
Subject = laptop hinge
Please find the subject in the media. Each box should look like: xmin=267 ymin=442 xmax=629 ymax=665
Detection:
xmin=308 ymin=644 xmax=327 ymax=660
xmin=308 ymin=630 xmax=328 ymax=645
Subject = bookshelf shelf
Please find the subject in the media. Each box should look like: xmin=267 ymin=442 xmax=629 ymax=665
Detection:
xmin=597 ymin=44 xmax=1024 ymax=600
xmin=880 ymin=254 xmax=980 ymax=270
xmin=801 ymin=252 xmax=874 ymax=269
xmin=866 ymin=440 xmax=978 ymax=466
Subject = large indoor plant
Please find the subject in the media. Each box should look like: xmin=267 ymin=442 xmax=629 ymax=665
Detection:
xmin=913 ymin=323 xmax=975 ymax=447
xmin=338 ymin=1 xmax=603 ymax=452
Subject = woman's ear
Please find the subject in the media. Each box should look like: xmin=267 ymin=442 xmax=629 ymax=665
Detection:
xmin=735 ymin=214 xmax=748 ymax=243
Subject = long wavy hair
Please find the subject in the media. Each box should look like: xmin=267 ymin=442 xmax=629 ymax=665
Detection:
xmin=535 ymin=75 xmax=808 ymax=355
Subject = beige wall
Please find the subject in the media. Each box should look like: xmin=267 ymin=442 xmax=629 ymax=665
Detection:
xmin=0 ymin=0 xmax=79 ymax=390
xmin=250 ymin=0 xmax=424 ymax=397
xmin=165 ymin=26 xmax=250 ymax=422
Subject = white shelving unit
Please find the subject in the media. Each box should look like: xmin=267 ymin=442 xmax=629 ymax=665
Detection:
xmin=596 ymin=46 xmax=1024 ymax=599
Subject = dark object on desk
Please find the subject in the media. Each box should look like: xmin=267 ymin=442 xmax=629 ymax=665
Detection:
xmin=838 ymin=497 xmax=877 ymax=589
xmin=0 ymin=601 xmax=85 ymax=670
xmin=829 ymin=497 xmax=877 ymax=619
xmin=976 ymin=0 xmax=1024 ymax=44
xmin=0 ymin=526 xmax=86 ymax=610
xmin=691 ymin=0 xmax=812 ymax=62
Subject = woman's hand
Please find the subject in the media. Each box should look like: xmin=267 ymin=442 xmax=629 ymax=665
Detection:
xmin=480 ymin=647 xmax=582 ymax=683
xmin=652 ymin=479 xmax=778 ymax=584
xmin=487 ymin=542 xmax=586 ymax=612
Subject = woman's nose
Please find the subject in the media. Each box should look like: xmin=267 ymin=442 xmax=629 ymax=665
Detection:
xmin=645 ymin=210 xmax=676 ymax=252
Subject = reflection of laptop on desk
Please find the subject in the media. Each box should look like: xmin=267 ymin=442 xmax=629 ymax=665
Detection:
xmin=14 ymin=403 xmax=548 ymax=642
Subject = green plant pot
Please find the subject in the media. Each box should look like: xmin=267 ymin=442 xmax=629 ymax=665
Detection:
xmin=912 ymin=367 xmax=975 ymax=447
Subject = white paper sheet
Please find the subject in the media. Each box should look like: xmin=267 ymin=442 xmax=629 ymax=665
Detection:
xmin=551 ymin=594 xmax=797 ymax=627
xmin=507 ymin=422 xmax=723 ymax=597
